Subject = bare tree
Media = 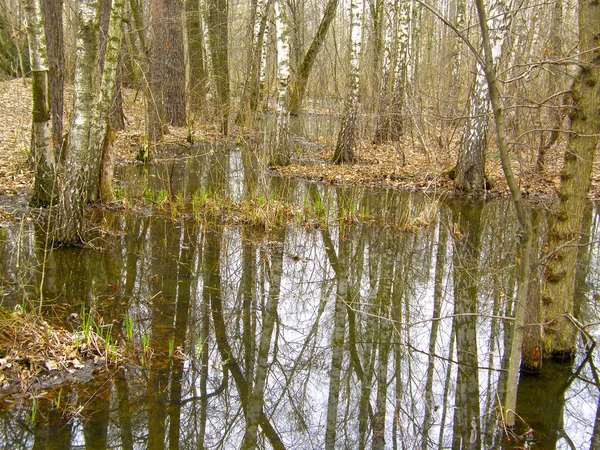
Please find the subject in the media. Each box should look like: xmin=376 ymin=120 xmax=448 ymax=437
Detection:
xmin=24 ymin=0 xmax=56 ymax=207
xmin=454 ymin=0 xmax=508 ymax=192
xmin=540 ymin=0 xmax=600 ymax=358
xmin=332 ymin=0 xmax=363 ymax=164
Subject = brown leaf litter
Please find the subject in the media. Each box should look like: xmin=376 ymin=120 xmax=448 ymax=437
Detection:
xmin=0 ymin=308 xmax=122 ymax=402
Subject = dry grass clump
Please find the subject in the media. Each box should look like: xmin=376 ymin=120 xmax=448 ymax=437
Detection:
xmin=0 ymin=308 xmax=121 ymax=393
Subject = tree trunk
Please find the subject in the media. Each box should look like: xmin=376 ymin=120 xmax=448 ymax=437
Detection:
xmin=332 ymin=0 xmax=363 ymax=164
xmin=287 ymin=0 xmax=339 ymax=116
xmin=474 ymin=0 xmax=533 ymax=427
xmin=207 ymin=0 xmax=230 ymax=135
xmin=270 ymin=0 xmax=291 ymax=166
xmin=450 ymin=201 xmax=482 ymax=449
xmin=236 ymin=0 xmax=273 ymax=126
xmin=454 ymin=0 xmax=508 ymax=193
xmin=541 ymin=0 xmax=600 ymax=358
xmin=88 ymin=0 xmax=125 ymax=202
xmin=186 ymin=0 xmax=208 ymax=110
xmin=54 ymin=0 xmax=100 ymax=245
xmin=24 ymin=0 xmax=57 ymax=207
xmin=162 ymin=0 xmax=186 ymax=126
xmin=41 ymin=0 xmax=64 ymax=159
xmin=241 ymin=230 xmax=285 ymax=449
xmin=373 ymin=0 xmax=409 ymax=144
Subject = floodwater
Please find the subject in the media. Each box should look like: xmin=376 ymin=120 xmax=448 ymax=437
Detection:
xmin=1 ymin=138 xmax=600 ymax=449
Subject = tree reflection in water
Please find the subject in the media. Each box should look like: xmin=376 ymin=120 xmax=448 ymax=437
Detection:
xmin=1 ymin=182 xmax=600 ymax=449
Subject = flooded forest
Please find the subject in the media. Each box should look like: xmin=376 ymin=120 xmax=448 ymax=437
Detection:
xmin=0 ymin=0 xmax=599 ymax=448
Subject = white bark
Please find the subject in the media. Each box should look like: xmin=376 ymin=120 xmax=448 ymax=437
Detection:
xmin=455 ymin=0 xmax=508 ymax=191
xmin=24 ymin=0 xmax=56 ymax=205
xmin=332 ymin=0 xmax=363 ymax=162
xmin=55 ymin=0 xmax=100 ymax=244
xmin=271 ymin=0 xmax=291 ymax=165
xmin=88 ymin=0 xmax=125 ymax=201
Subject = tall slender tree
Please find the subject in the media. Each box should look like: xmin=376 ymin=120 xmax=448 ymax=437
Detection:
xmin=54 ymin=0 xmax=124 ymax=245
xmin=270 ymin=0 xmax=292 ymax=166
xmin=373 ymin=0 xmax=410 ymax=144
xmin=24 ymin=0 xmax=56 ymax=207
xmin=40 ymin=0 xmax=63 ymax=157
xmin=236 ymin=0 xmax=274 ymax=126
xmin=454 ymin=0 xmax=508 ymax=192
xmin=207 ymin=0 xmax=230 ymax=134
xmin=332 ymin=0 xmax=363 ymax=164
xmin=287 ymin=0 xmax=340 ymax=116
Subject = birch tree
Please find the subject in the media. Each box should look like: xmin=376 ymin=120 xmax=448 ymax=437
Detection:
xmin=24 ymin=0 xmax=56 ymax=207
xmin=54 ymin=0 xmax=100 ymax=244
xmin=270 ymin=0 xmax=291 ymax=166
xmin=332 ymin=0 xmax=363 ymax=164
xmin=454 ymin=0 xmax=509 ymax=192
xmin=54 ymin=0 xmax=124 ymax=245
xmin=236 ymin=0 xmax=274 ymax=126
xmin=373 ymin=0 xmax=410 ymax=144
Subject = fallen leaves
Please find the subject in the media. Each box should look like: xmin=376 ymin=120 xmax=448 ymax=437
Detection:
xmin=0 ymin=308 xmax=122 ymax=394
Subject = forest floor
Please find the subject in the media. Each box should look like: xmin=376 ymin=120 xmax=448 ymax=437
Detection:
xmin=2 ymin=77 xmax=600 ymax=213
xmin=0 ymin=78 xmax=598 ymax=397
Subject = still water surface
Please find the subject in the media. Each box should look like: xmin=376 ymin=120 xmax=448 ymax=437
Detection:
xmin=0 ymin=144 xmax=599 ymax=449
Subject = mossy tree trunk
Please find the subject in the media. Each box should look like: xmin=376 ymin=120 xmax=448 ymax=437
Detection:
xmin=540 ymin=0 xmax=600 ymax=358
xmin=287 ymin=0 xmax=339 ymax=116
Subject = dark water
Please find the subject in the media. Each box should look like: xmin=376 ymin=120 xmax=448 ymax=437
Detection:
xmin=1 ymin=143 xmax=600 ymax=449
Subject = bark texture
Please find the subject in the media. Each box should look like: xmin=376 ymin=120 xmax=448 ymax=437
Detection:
xmin=24 ymin=0 xmax=57 ymax=207
xmin=288 ymin=0 xmax=339 ymax=116
xmin=41 ymin=0 xmax=64 ymax=157
xmin=332 ymin=0 xmax=363 ymax=164
xmin=541 ymin=0 xmax=600 ymax=358
xmin=55 ymin=0 xmax=100 ymax=245
xmin=454 ymin=0 xmax=507 ymax=193
xmin=207 ymin=0 xmax=230 ymax=134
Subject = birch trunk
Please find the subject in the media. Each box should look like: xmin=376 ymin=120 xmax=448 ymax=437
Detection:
xmin=454 ymin=0 xmax=508 ymax=192
xmin=24 ymin=0 xmax=56 ymax=207
xmin=88 ymin=0 xmax=125 ymax=202
xmin=373 ymin=0 xmax=409 ymax=144
xmin=270 ymin=0 xmax=291 ymax=166
xmin=236 ymin=0 xmax=273 ymax=126
xmin=54 ymin=0 xmax=100 ymax=245
xmin=332 ymin=0 xmax=363 ymax=164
